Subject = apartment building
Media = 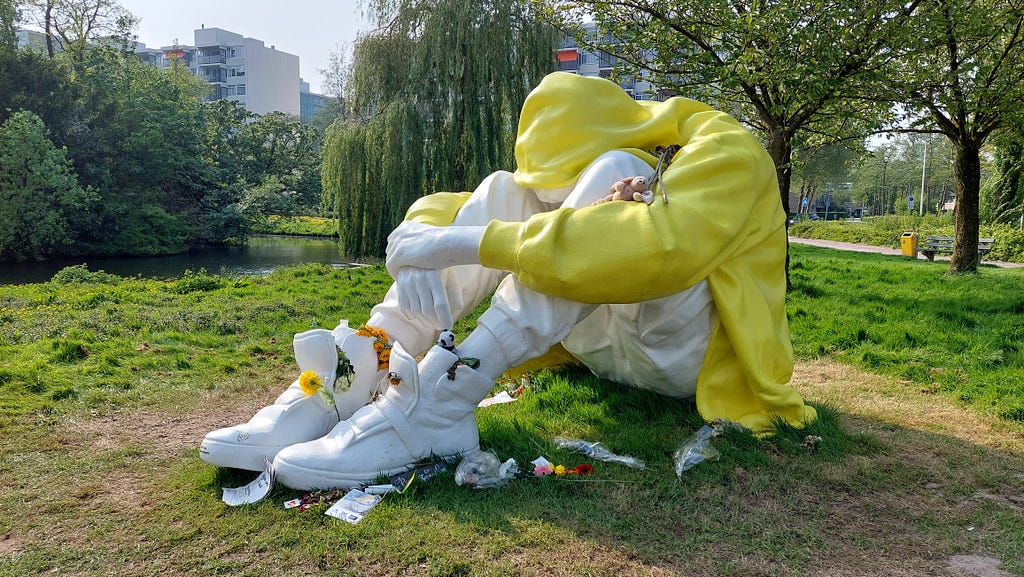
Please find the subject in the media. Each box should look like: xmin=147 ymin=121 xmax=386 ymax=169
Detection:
xmin=300 ymin=81 xmax=326 ymax=121
xmin=556 ymin=24 xmax=658 ymax=101
xmin=137 ymin=26 xmax=302 ymax=117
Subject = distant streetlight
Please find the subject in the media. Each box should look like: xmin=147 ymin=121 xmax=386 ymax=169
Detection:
xmin=920 ymin=139 xmax=927 ymax=216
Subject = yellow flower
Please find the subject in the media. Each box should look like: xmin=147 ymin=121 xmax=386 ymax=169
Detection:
xmin=299 ymin=370 xmax=322 ymax=396
xmin=554 ymin=465 xmax=568 ymax=476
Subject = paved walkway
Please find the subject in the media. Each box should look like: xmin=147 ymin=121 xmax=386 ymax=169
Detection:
xmin=788 ymin=236 xmax=1024 ymax=269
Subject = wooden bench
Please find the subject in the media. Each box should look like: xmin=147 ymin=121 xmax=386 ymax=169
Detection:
xmin=919 ymin=235 xmax=995 ymax=262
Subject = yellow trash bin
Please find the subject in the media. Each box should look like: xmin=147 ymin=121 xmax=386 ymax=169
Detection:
xmin=900 ymin=232 xmax=918 ymax=257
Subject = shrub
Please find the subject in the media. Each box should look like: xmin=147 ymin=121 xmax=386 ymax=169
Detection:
xmin=50 ymin=265 xmax=119 ymax=285
xmin=790 ymin=215 xmax=1024 ymax=262
xmin=165 ymin=269 xmax=223 ymax=294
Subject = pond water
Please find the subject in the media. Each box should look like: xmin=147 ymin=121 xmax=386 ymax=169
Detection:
xmin=0 ymin=236 xmax=362 ymax=286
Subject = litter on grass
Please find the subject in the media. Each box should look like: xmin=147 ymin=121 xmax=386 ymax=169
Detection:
xmin=553 ymin=437 xmax=645 ymax=469
xmin=221 ymin=459 xmax=274 ymax=506
xmin=455 ymin=449 xmax=519 ymax=489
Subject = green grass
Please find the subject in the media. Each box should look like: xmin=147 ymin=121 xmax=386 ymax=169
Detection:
xmin=1 ymin=250 xmax=1023 ymax=575
xmin=787 ymin=244 xmax=1024 ymax=421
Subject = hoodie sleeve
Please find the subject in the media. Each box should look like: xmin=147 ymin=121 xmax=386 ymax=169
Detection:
xmin=479 ymin=110 xmax=779 ymax=304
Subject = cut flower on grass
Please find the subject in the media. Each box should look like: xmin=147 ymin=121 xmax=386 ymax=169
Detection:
xmin=533 ymin=457 xmax=595 ymax=477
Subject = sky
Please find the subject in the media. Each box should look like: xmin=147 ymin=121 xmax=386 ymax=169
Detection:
xmin=117 ymin=0 xmax=372 ymax=94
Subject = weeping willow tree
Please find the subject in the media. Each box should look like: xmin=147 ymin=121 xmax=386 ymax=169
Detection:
xmin=985 ymin=129 xmax=1024 ymax=227
xmin=322 ymin=0 xmax=558 ymax=258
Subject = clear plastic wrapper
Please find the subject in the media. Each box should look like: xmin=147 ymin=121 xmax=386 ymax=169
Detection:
xmin=673 ymin=424 xmax=721 ymax=476
xmin=553 ymin=437 xmax=646 ymax=469
xmin=454 ymin=449 xmax=519 ymax=489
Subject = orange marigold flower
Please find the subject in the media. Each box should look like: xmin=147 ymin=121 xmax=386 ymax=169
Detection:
xmin=358 ymin=324 xmax=393 ymax=371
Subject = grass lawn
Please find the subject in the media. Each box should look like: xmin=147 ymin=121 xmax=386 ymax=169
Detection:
xmin=1 ymin=247 xmax=1023 ymax=576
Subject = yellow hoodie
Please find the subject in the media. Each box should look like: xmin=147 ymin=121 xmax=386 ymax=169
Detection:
xmin=406 ymin=72 xmax=815 ymax=432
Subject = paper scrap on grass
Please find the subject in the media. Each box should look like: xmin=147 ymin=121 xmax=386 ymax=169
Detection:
xmin=222 ymin=461 xmax=274 ymax=506
xmin=478 ymin=391 xmax=516 ymax=407
xmin=324 ymin=489 xmax=382 ymax=524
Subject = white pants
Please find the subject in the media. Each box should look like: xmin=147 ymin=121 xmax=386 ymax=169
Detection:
xmin=368 ymin=151 xmax=717 ymax=399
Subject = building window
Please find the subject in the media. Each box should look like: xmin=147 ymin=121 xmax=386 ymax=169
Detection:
xmin=236 ymin=85 xmax=246 ymax=96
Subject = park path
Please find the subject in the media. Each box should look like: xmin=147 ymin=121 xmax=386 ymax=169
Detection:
xmin=788 ymin=236 xmax=1024 ymax=269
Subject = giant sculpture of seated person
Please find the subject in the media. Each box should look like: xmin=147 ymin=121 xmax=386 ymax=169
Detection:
xmin=200 ymin=72 xmax=816 ymax=489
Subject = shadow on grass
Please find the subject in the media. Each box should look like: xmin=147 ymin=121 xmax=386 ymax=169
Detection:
xmin=11 ymin=367 xmax=1019 ymax=576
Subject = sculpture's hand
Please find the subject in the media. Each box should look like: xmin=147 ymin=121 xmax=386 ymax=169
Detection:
xmin=385 ymin=220 xmax=484 ymax=274
xmin=392 ymin=268 xmax=459 ymax=330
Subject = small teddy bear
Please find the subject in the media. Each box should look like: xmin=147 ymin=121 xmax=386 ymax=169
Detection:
xmin=591 ymin=175 xmax=654 ymax=206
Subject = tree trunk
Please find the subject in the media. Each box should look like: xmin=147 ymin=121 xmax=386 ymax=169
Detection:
xmin=767 ymin=128 xmax=794 ymax=215
xmin=766 ymin=126 xmax=794 ymax=288
xmin=44 ymin=2 xmax=54 ymax=59
xmin=949 ymin=139 xmax=981 ymax=273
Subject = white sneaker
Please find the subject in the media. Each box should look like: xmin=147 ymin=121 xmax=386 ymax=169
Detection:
xmin=273 ymin=342 xmax=494 ymax=490
xmin=200 ymin=323 xmax=385 ymax=471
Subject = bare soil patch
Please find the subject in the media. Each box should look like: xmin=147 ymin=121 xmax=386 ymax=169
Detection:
xmin=791 ymin=360 xmax=1024 ymax=451
xmin=63 ymin=388 xmax=276 ymax=455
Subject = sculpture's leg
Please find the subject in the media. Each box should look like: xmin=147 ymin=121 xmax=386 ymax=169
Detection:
xmin=364 ymin=171 xmax=550 ymax=356
xmin=271 ymin=152 xmax=658 ymax=489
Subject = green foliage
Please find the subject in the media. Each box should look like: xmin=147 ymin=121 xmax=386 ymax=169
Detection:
xmin=880 ymin=0 xmax=1024 ymax=272
xmin=50 ymin=264 xmax=119 ymax=285
xmin=234 ymin=111 xmax=324 ymax=215
xmin=20 ymin=0 xmax=137 ymax=65
xmin=984 ymin=128 xmax=1024 ymax=225
xmin=0 ymin=110 xmax=98 ymax=261
xmin=165 ymin=269 xmax=224 ymax=294
xmin=237 ymin=176 xmax=295 ymax=221
xmin=545 ymin=0 xmax=909 ymax=209
xmin=249 ymin=215 xmax=338 ymax=237
xmin=323 ymin=0 xmax=558 ymax=257
xmin=0 ymin=37 xmax=78 ymax=137
xmin=0 ymin=30 xmax=321 ymax=261
xmin=789 ymin=214 xmax=1024 ymax=263
xmin=325 ymin=101 xmax=425 ymax=257
xmin=0 ymin=0 xmax=15 ymax=51
xmin=847 ymin=134 xmax=959 ymax=217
